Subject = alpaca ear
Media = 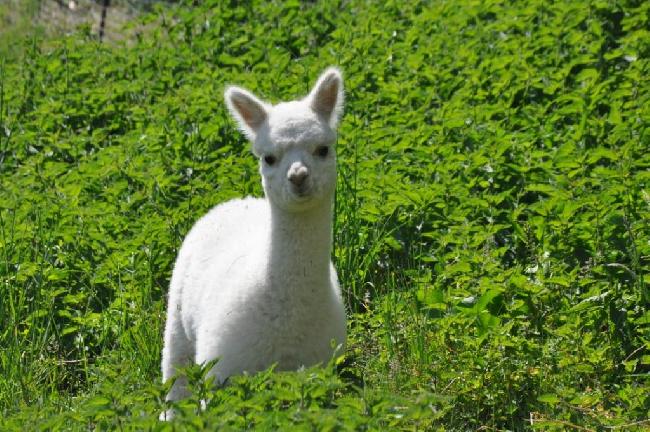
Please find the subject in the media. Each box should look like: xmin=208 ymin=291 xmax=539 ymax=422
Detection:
xmin=308 ymin=67 xmax=344 ymax=129
xmin=225 ymin=86 xmax=269 ymax=141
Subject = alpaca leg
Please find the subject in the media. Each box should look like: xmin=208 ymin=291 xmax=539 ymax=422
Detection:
xmin=160 ymin=303 xmax=193 ymax=420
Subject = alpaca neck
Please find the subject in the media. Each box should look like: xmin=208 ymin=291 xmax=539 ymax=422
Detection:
xmin=267 ymin=198 xmax=333 ymax=288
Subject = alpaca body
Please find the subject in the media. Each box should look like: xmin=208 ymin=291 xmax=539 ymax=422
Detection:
xmin=163 ymin=197 xmax=345 ymax=388
xmin=161 ymin=68 xmax=347 ymax=416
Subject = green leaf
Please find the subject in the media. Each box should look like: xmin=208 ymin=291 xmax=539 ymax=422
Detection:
xmin=537 ymin=394 xmax=560 ymax=405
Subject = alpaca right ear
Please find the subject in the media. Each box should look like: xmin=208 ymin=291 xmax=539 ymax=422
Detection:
xmin=225 ymin=86 xmax=269 ymax=141
xmin=309 ymin=67 xmax=344 ymax=129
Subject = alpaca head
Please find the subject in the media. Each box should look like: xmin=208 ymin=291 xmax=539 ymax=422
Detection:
xmin=225 ymin=68 xmax=344 ymax=212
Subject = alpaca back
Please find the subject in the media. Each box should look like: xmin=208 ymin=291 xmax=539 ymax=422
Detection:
xmin=175 ymin=197 xmax=270 ymax=339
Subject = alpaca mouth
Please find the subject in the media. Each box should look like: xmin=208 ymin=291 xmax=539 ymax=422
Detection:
xmin=290 ymin=184 xmax=312 ymax=199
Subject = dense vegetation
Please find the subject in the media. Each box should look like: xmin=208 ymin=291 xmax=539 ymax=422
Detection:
xmin=1 ymin=0 xmax=648 ymax=429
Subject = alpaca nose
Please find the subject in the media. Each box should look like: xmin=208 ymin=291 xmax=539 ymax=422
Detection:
xmin=288 ymin=163 xmax=309 ymax=187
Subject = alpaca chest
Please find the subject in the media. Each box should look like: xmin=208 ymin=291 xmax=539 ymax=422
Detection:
xmin=191 ymin=270 xmax=342 ymax=377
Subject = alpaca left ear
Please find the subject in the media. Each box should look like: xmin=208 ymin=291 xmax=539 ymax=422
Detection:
xmin=225 ymin=86 xmax=269 ymax=141
xmin=309 ymin=67 xmax=344 ymax=129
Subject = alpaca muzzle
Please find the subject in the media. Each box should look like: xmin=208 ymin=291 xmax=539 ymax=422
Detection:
xmin=288 ymin=163 xmax=309 ymax=188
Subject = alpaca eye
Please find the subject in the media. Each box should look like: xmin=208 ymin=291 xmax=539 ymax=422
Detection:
xmin=264 ymin=155 xmax=276 ymax=166
xmin=315 ymin=146 xmax=329 ymax=158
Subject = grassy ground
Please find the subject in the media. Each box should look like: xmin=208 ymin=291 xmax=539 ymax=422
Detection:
xmin=1 ymin=0 xmax=649 ymax=430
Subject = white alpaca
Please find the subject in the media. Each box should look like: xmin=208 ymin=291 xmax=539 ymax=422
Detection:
xmin=160 ymin=68 xmax=347 ymax=419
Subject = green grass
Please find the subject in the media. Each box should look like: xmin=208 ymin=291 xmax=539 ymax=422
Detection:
xmin=0 ymin=0 xmax=44 ymax=61
xmin=1 ymin=0 xmax=649 ymax=429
